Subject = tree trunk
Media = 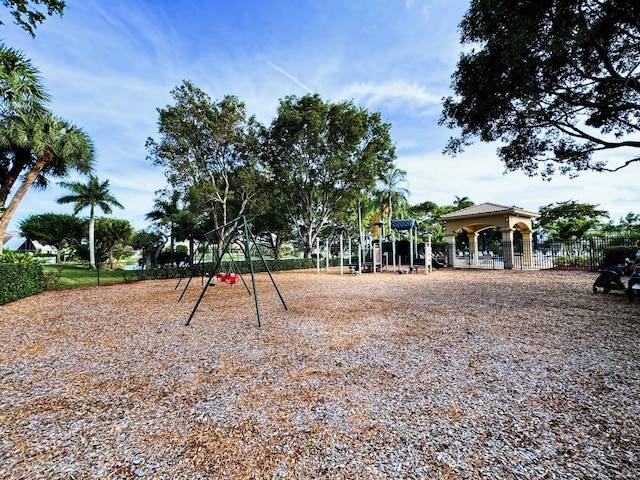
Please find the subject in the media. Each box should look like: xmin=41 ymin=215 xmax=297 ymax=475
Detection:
xmin=88 ymin=208 xmax=96 ymax=269
xmin=0 ymin=155 xmax=51 ymax=255
xmin=273 ymin=235 xmax=282 ymax=260
xmin=188 ymin=237 xmax=195 ymax=266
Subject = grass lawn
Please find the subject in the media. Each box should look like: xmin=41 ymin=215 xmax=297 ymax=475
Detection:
xmin=42 ymin=263 xmax=135 ymax=289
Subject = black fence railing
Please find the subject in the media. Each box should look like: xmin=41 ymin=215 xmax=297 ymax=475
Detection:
xmin=436 ymin=236 xmax=639 ymax=272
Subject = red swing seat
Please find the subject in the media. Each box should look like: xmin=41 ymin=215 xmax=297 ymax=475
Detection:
xmin=225 ymin=273 xmax=239 ymax=284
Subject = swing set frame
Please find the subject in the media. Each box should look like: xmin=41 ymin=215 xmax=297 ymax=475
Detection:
xmin=176 ymin=215 xmax=287 ymax=327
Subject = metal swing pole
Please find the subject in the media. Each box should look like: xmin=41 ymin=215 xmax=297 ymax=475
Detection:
xmin=227 ymin=253 xmax=252 ymax=295
xmin=247 ymin=224 xmax=288 ymax=312
xmin=242 ymin=217 xmax=263 ymax=327
xmin=185 ymin=219 xmax=240 ymax=326
xmin=177 ymin=237 xmax=211 ymax=300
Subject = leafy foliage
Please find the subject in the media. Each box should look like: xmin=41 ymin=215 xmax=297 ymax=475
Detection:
xmin=130 ymin=229 xmax=166 ymax=268
xmin=92 ymin=217 xmax=133 ymax=268
xmin=0 ymin=42 xmax=94 ymax=252
xmin=603 ymin=245 xmax=639 ymax=267
xmin=19 ymin=212 xmax=83 ymax=261
xmin=264 ymin=93 xmax=395 ymax=257
xmin=0 ymin=251 xmax=43 ymax=304
xmin=537 ymin=200 xmax=610 ymax=240
xmin=441 ymin=0 xmax=640 ymax=178
xmin=146 ymin=81 xmax=263 ymax=242
xmin=1 ymin=0 xmax=66 ymax=37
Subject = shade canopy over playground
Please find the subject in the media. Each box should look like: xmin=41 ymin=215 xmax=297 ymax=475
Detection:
xmin=439 ymin=202 xmax=539 ymax=269
xmin=390 ymin=219 xmax=418 ymax=231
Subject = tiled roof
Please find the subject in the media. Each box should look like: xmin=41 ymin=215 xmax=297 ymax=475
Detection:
xmin=439 ymin=202 xmax=538 ymax=220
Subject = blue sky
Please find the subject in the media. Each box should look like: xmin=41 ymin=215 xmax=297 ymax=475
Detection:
xmin=3 ymin=0 xmax=638 ymax=232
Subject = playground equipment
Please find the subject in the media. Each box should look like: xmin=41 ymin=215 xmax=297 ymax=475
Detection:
xmin=177 ymin=216 xmax=287 ymax=327
xmin=311 ymin=219 xmax=432 ymax=275
xmin=390 ymin=219 xmax=418 ymax=271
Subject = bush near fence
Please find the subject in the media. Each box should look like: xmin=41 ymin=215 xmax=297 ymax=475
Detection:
xmin=0 ymin=263 xmax=44 ymax=305
xmin=549 ymin=255 xmax=591 ymax=269
xmin=602 ymin=246 xmax=639 ymax=268
xmin=126 ymin=258 xmax=319 ymax=281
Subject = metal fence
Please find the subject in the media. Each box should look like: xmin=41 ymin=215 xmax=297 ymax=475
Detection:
xmin=433 ymin=236 xmax=639 ymax=272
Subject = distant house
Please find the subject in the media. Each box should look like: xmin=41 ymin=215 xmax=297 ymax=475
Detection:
xmin=3 ymin=231 xmax=55 ymax=254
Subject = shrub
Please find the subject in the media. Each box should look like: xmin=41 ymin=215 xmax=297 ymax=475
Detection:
xmin=157 ymin=250 xmax=189 ymax=266
xmin=553 ymin=255 xmax=591 ymax=268
xmin=132 ymin=257 xmax=318 ymax=281
xmin=603 ymin=246 xmax=638 ymax=268
xmin=0 ymin=260 xmax=44 ymax=304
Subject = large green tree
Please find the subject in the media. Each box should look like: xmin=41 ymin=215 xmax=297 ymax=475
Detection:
xmin=57 ymin=175 xmax=123 ymax=269
xmin=249 ymin=185 xmax=294 ymax=260
xmin=0 ymin=43 xmax=94 ymax=253
xmin=264 ymin=94 xmax=395 ymax=257
xmin=92 ymin=217 xmax=133 ymax=269
xmin=537 ymin=200 xmax=610 ymax=240
xmin=440 ymin=0 xmax=640 ymax=178
xmin=146 ymin=81 xmax=263 ymax=245
xmin=617 ymin=212 xmax=640 ymax=236
xmin=409 ymin=200 xmax=449 ymax=242
xmin=1 ymin=0 xmax=65 ymax=37
xmin=18 ymin=212 xmax=83 ymax=262
xmin=130 ymin=228 xmax=165 ymax=268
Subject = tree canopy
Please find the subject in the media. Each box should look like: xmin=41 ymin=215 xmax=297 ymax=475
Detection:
xmin=263 ymin=93 xmax=395 ymax=257
xmin=537 ymin=200 xmax=610 ymax=240
xmin=19 ymin=212 xmax=82 ymax=261
xmin=440 ymin=0 xmax=640 ymax=179
xmin=146 ymin=81 xmax=263 ymax=242
xmin=0 ymin=42 xmax=94 ymax=253
xmin=91 ymin=217 xmax=133 ymax=269
xmin=1 ymin=0 xmax=65 ymax=37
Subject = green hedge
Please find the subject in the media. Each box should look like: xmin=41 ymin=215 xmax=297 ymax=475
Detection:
xmin=552 ymin=255 xmax=591 ymax=268
xmin=603 ymin=246 xmax=639 ymax=268
xmin=0 ymin=263 xmax=44 ymax=305
xmin=125 ymin=257 xmax=319 ymax=281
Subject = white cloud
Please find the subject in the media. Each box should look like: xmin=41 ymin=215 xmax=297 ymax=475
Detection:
xmin=337 ymin=80 xmax=441 ymax=110
xmin=398 ymin=143 xmax=638 ymax=221
xmin=2 ymin=0 xmax=638 ymax=235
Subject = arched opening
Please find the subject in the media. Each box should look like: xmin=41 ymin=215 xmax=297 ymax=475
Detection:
xmin=439 ymin=203 xmax=539 ymax=269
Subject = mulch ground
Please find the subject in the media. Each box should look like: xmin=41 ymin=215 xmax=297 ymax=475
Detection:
xmin=1 ymin=268 xmax=638 ymax=479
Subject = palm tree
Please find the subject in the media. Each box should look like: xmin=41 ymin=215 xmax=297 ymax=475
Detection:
xmin=57 ymin=175 xmax=123 ymax=269
xmin=0 ymin=43 xmax=94 ymax=253
xmin=377 ymin=168 xmax=409 ymax=229
xmin=0 ymin=42 xmax=50 ymax=118
xmin=145 ymin=190 xmax=182 ymax=255
xmin=452 ymin=195 xmax=474 ymax=210
xmin=375 ymin=167 xmax=409 ymax=271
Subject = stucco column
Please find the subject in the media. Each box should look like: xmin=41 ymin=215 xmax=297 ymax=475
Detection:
xmin=467 ymin=231 xmax=478 ymax=266
xmin=445 ymin=233 xmax=457 ymax=268
xmin=521 ymin=231 xmax=534 ymax=268
xmin=501 ymin=227 xmax=515 ymax=270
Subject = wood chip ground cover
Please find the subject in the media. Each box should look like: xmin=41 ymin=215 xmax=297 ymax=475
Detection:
xmin=1 ymin=269 xmax=638 ymax=479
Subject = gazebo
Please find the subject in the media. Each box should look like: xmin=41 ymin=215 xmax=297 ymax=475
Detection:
xmin=439 ymin=203 xmax=539 ymax=269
